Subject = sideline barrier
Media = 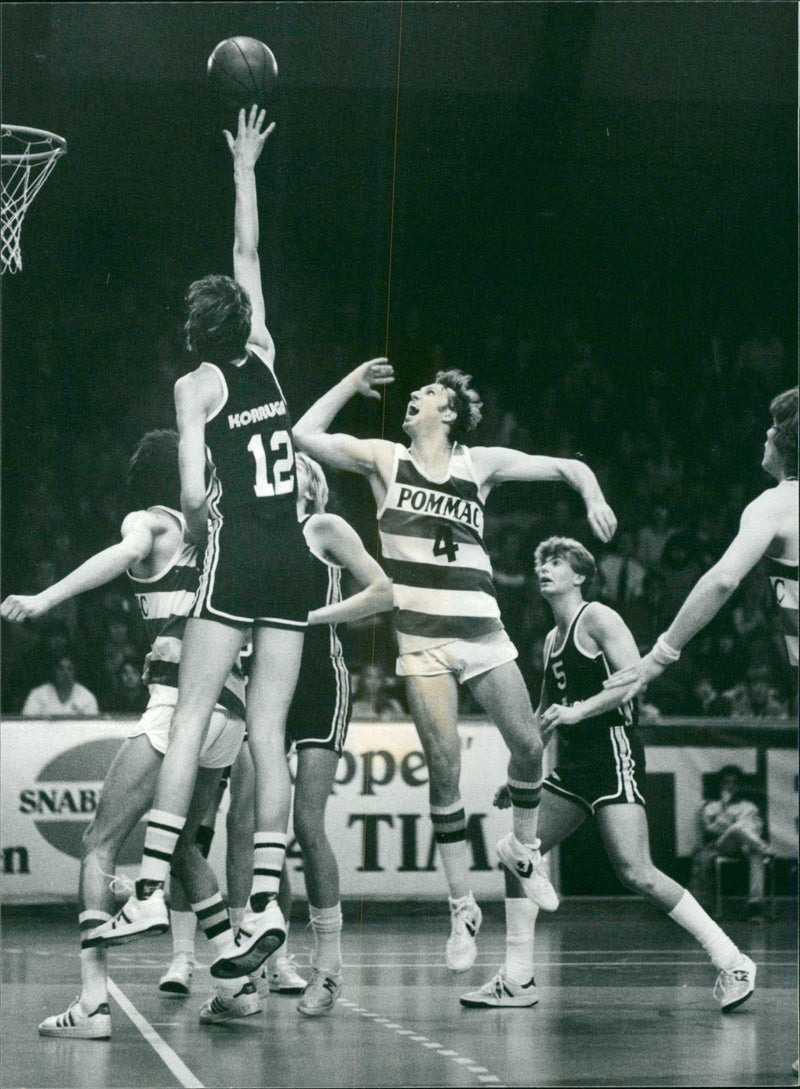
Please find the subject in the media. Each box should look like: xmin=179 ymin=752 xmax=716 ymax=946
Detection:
xmin=0 ymin=716 xmax=796 ymax=903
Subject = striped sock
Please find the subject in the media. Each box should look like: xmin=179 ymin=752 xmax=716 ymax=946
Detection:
xmin=250 ymin=833 xmax=287 ymax=911
xmin=431 ymin=802 xmax=469 ymax=899
xmin=140 ymin=809 xmax=186 ymax=886
xmin=79 ymin=910 xmax=110 ymax=1007
xmin=192 ymin=894 xmax=233 ymax=957
xmin=508 ymin=776 xmax=542 ymax=847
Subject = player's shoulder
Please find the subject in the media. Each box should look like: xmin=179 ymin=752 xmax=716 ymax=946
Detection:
xmin=579 ymin=600 xmax=627 ymax=637
xmin=121 ymin=507 xmax=180 ymax=544
xmin=175 ymin=363 xmax=221 ymax=402
xmin=745 ymin=482 xmax=795 ymax=517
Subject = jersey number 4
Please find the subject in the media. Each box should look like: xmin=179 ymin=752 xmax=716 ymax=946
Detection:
xmin=247 ymin=430 xmax=294 ymax=497
xmin=433 ymin=524 xmax=459 ymax=563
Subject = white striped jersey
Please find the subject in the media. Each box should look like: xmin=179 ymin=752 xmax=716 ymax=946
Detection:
xmin=764 ymin=554 xmax=799 ymax=667
xmin=127 ymin=506 xmax=246 ymax=718
xmin=377 ymin=443 xmax=503 ymax=654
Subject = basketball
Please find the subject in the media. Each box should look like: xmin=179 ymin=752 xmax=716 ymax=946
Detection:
xmin=207 ymin=37 xmax=278 ymax=107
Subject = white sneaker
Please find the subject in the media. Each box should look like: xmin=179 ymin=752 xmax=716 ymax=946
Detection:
xmin=91 ymin=887 xmax=169 ymax=947
xmin=269 ymin=954 xmax=307 ymax=994
xmin=199 ymin=980 xmax=262 ymax=1024
xmin=460 ymin=970 xmax=538 ymax=1008
xmin=39 ymin=997 xmax=111 ymax=1039
xmin=210 ymin=898 xmax=286 ymax=979
xmin=496 ymin=833 xmax=559 ymax=911
xmin=158 ymin=953 xmax=195 ymax=996
xmin=249 ymin=964 xmax=270 ymax=1001
xmin=297 ymin=969 xmax=342 ymax=1017
xmin=445 ymin=894 xmax=482 ymax=972
xmin=714 ymin=954 xmax=756 ymax=1012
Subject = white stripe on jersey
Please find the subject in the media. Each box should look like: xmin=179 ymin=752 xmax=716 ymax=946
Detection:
xmin=394 ymin=584 xmax=501 ymax=617
xmin=380 ymin=531 xmax=493 ymax=573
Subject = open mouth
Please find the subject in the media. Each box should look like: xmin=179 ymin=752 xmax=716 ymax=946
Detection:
xmin=406 ymin=402 xmax=420 ymax=418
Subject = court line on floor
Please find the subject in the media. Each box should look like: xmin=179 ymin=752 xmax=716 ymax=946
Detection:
xmin=107 ymin=977 xmax=204 ymax=1089
xmin=339 ymin=997 xmax=504 ymax=1086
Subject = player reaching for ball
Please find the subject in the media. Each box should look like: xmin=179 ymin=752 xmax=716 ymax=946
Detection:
xmin=293 ymin=361 xmax=617 ymax=975
xmin=460 ymin=536 xmax=756 ymax=1013
xmin=90 ymin=106 xmax=318 ymax=977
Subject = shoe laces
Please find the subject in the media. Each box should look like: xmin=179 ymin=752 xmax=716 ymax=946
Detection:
xmin=485 ymin=972 xmax=507 ymax=998
xmin=449 ymin=897 xmax=477 ymax=928
xmin=97 ymin=868 xmax=135 ymax=897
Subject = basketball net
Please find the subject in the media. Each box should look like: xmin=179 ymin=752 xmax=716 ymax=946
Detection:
xmin=1 ymin=125 xmax=67 ymax=274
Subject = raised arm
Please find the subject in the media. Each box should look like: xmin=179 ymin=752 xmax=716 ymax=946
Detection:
xmin=224 ymin=105 xmax=276 ymax=358
xmin=1 ymin=512 xmax=157 ymax=623
xmin=604 ymin=492 xmax=780 ymax=695
xmin=305 ymin=514 xmax=394 ymax=626
xmin=471 ymin=448 xmax=617 ymax=543
xmin=175 ymin=369 xmax=218 ymax=545
xmin=292 ymin=358 xmax=396 ymax=479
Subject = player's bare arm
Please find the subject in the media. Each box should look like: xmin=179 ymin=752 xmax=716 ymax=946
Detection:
xmin=605 ymin=490 xmax=782 ymax=695
xmin=305 ymin=513 xmax=394 ymax=626
xmin=225 ymin=105 xmax=276 ymax=358
xmin=292 ymin=359 xmax=396 ymax=486
xmin=541 ymin=602 xmax=639 ymax=732
xmin=1 ymin=511 xmax=157 ymax=623
xmin=470 ymin=448 xmax=617 ymax=543
xmin=175 ymin=369 xmax=218 ymax=544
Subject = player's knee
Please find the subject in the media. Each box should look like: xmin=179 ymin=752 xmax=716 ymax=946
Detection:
xmin=293 ymin=811 xmax=326 ymax=854
xmin=615 ymin=860 xmax=656 ymax=897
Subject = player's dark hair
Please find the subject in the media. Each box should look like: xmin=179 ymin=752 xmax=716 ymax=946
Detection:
xmin=534 ymin=536 xmax=598 ymax=595
xmin=184 ymin=274 xmax=252 ymax=365
xmin=125 ymin=430 xmax=181 ymax=512
xmin=435 ymin=369 xmax=483 ymax=445
xmin=769 ymin=386 xmax=798 ymax=478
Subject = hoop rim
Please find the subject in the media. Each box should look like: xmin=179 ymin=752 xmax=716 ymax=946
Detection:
xmin=2 ymin=124 xmax=67 ymax=164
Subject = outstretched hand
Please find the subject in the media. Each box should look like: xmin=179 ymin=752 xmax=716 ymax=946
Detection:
xmin=224 ymin=104 xmax=275 ymax=166
xmin=603 ymin=650 xmax=664 ymax=698
xmin=587 ymin=500 xmax=617 ymax=543
xmin=346 ymin=358 xmax=394 ymax=400
xmin=1 ymin=593 xmax=48 ymax=623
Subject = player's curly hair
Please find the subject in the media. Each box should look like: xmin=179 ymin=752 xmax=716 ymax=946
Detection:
xmin=769 ymin=386 xmax=798 ymax=478
xmin=125 ymin=430 xmax=181 ymax=512
xmin=435 ymin=369 xmax=483 ymax=446
xmin=534 ymin=536 xmax=598 ymax=595
xmin=184 ymin=274 xmax=252 ymax=365
xmin=296 ymin=452 xmax=329 ymax=514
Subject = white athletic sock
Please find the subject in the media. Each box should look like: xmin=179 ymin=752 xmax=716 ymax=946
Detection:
xmin=504 ymin=897 xmax=538 ymax=985
xmin=668 ymin=889 xmax=741 ymax=970
xmin=251 ymin=833 xmax=287 ymax=906
xmin=309 ymin=903 xmax=343 ymax=975
xmin=79 ymin=910 xmax=110 ymax=1009
xmin=170 ymin=910 xmax=197 ymax=958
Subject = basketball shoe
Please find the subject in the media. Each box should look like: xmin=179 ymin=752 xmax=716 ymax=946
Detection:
xmin=39 ymin=998 xmax=111 ymax=1039
xmin=90 ymin=882 xmax=169 ymax=947
xmin=460 ymin=970 xmax=538 ymax=1008
xmin=199 ymin=979 xmax=262 ymax=1024
xmin=445 ymin=894 xmax=482 ymax=972
xmin=210 ymin=898 xmax=286 ymax=979
xmin=297 ymin=969 xmax=342 ymax=1016
xmin=713 ymin=954 xmax=756 ymax=1012
xmin=496 ymin=833 xmax=559 ymax=911
xmin=158 ymin=953 xmax=195 ymax=996
xmin=269 ymin=954 xmax=307 ymax=994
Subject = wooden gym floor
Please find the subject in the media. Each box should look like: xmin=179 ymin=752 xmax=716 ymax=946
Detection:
xmin=2 ymin=899 xmax=797 ymax=1089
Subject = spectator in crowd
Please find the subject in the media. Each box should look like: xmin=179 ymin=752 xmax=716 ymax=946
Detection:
xmin=728 ymin=664 xmax=788 ymax=720
xmin=103 ymin=657 xmax=149 ymax=714
xmin=686 ymin=674 xmax=733 ymax=718
xmin=21 ymin=654 xmax=99 ymax=717
xmin=351 ymin=662 xmax=405 ymax=720
xmin=597 ymin=529 xmax=646 ymax=608
xmin=689 ymin=764 xmax=773 ymax=917
xmin=636 ymin=504 xmax=673 ymax=571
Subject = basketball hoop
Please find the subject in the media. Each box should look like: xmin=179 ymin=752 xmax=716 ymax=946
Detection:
xmin=1 ymin=124 xmax=67 ymax=274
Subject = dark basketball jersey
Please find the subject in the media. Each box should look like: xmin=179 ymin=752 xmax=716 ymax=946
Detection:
xmin=202 ymin=347 xmax=297 ymax=527
xmin=127 ymin=506 xmax=246 ymax=718
xmin=544 ymin=602 xmax=637 ymax=756
xmin=377 ymin=443 xmax=503 ymax=653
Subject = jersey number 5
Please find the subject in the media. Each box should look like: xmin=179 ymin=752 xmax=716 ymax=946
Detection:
xmin=247 ymin=430 xmax=294 ymax=497
xmin=433 ymin=524 xmax=459 ymax=563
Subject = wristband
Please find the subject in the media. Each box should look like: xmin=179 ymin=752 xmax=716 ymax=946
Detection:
xmin=652 ymin=634 xmax=681 ymax=667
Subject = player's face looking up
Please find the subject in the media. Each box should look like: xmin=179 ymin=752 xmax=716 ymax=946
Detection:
xmin=402 ymin=384 xmax=456 ymax=436
xmin=536 ymin=555 xmax=584 ymax=598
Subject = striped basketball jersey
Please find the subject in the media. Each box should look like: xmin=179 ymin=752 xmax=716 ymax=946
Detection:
xmin=764 ymin=554 xmax=799 ymax=667
xmin=202 ymin=346 xmax=297 ymax=527
xmin=127 ymin=506 xmax=246 ymax=718
xmin=377 ymin=443 xmax=503 ymax=653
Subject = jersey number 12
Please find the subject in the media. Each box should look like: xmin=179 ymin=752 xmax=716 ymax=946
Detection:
xmin=247 ymin=430 xmax=294 ymax=497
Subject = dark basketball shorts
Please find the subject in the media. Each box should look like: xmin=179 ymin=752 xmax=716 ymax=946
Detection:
xmin=286 ymin=651 xmax=351 ymax=756
xmin=543 ymin=723 xmax=647 ymax=814
xmin=193 ymin=514 xmax=315 ymax=629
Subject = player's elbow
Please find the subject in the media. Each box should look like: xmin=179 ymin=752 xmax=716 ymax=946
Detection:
xmin=707 ymin=566 xmax=740 ymax=598
xmin=374 ymin=577 xmax=394 ymax=613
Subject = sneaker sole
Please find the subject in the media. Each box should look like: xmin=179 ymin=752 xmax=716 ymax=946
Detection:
xmin=270 ymin=983 xmax=306 ymax=994
xmin=39 ymin=1024 xmax=111 ymax=1039
xmin=97 ymin=922 xmax=170 ymax=948
xmin=210 ymin=929 xmax=286 ymax=979
xmin=460 ymin=995 xmax=539 ymax=1008
xmin=721 ymin=988 xmax=755 ymax=1014
xmin=200 ymin=1006 xmax=262 ymax=1024
xmin=158 ymin=982 xmax=191 ymax=996
xmin=297 ymin=999 xmax=338 ymax=1017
